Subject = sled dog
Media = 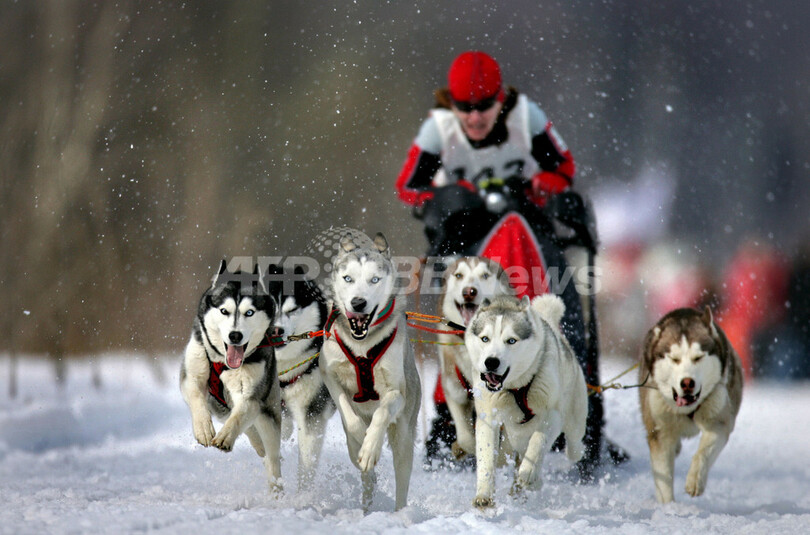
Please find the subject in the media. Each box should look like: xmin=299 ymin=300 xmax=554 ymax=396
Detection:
xmin=466 ymin=294 xmax=587 ymax=508
xmin=267 ymin=264 xmax=335 ymax=490
xmin=639 ymin=307 xmax=743 ymax=503
xmin=320 ymin=232 xmax=421 ymax=511
xmin=438 ymin=256 xmax=513 ymax=458
xmin=179 ymin=260 xmax=282 ymax=492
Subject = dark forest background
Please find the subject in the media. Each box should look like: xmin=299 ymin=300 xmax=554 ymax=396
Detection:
xmin=1 ymin=1 xmax=808 ymax=361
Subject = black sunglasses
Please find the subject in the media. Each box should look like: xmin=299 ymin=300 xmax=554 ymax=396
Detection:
xmin=452 ymin=95 xmax=497 ymax=113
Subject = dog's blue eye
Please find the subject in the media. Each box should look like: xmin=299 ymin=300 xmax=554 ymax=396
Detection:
xmin=507 ymin=338 xmax=517 ymax=345
xmin=220 ymin=308 xmax=229 ymax=316
xmin=371 ymin=277 xmax=380 ymax=284
xmin=482 ymin=273 xmax=490 ymax=280
xmin=454 ymin=273 xmax=463 ymax=279
xmin=244 ymin=310 xmax=254 ymax=317
xmin=343 ymin=275 xmax=353 ymax=283
xmin=481 ymin=336 xmax=489 ymax=343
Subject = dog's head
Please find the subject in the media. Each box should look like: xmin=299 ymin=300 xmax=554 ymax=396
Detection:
xmin=266 ymin=264 xmax=325 ymax=348
xmin=331 ymin=232 xmax=394 ymax=340
xmin=645 ymin=307 xmax=725 ymax=413
xmin=441 ymin=256 xmax=513 ymax=327
xmin=466 ymin=295 xmax=553 ymax=392
xmin=201 ymin=260 xmax=275 ymax=369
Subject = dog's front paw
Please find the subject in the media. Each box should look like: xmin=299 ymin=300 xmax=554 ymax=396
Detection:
xmin=473 ymin=495 xmax=495 ymax=509
xmin=685 ymin=462 xmax=707 ymax=497
xmin=357 ymin=431 xmax=384 ymax=472
xmin=212 ymin=426 xmax=239 ymax=452
xmin=516 ymin=458 xmax=538 ymax=490
xmin=192 ymin=416 xmax=216 ymax=447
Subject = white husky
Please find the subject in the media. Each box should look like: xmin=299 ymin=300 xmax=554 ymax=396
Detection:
xmin=437 ymin=256 xmax=513 ymax=458
xmin=639 ymin=307 xmax=743 ymax=503
xmin=179 ymin=261 xmax=282 ymax=492
xmin=465 ymin=294 xmax=588 ymax=508
xmin=320 ymin=232 xmax=421 ymax=511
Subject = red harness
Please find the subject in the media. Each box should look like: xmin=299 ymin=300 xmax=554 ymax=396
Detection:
xmin=334 ymin=327 xmax=398 ymax=403
xmin=208 ymin=361 xmax=228 ymax=407
xmin=508 ymin=381 xmax=535 ymax=424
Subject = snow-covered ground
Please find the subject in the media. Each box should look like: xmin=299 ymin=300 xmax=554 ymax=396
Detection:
xmin=1 ymin=354 xmax=808 ymax=534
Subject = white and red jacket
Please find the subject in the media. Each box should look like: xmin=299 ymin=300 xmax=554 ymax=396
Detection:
xmin=395 ymin=89 xmax=575 ymax=208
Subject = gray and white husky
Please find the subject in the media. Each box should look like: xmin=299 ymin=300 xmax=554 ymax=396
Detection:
xmin=639 ymin=307 xmax=743 ymax=503
xmin=320 ymin=231 xmax=421 ymax=511
xmin=179 ymin=260 xmax=282 ymax=492
xmin=437 ymin=256 xmax=513 ymax=458
xmin=266 ymin=264 xmax=335 ymax=490
xmin=465 ymin=294 xmax=588 ymax=509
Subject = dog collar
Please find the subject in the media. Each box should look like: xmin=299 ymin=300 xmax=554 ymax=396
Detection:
xmin=334 ymin=327 xmax=398 ymax=403
xmin=508 ymin=380 xmax=535 ymax=424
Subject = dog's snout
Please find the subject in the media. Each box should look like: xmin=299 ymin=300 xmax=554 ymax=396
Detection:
xmin=228 ymin=331 xmax=243 ymax=345
xmin=484 ymin=357 xmax=500 ymax=372
xmin=350 ymin=297 xmax=367 ymax=312
xmin=462 ymin=286 xmax=478 ymax=302
xmin=680 ymin=377 xmax=696 ymax=392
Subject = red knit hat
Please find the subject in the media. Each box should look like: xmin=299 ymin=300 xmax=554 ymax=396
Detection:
xmin=447 ymin=51 xmax=503 ymax=103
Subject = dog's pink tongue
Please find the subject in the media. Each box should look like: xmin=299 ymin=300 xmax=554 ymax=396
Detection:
xmin=226 ymin=345 xmax=244 ymax=369
xmin=676 ymin=395 xmax=689 ymax=407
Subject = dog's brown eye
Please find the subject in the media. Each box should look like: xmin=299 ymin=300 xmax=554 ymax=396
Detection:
xmin=693 ymin=355 xmax=703 ymax=362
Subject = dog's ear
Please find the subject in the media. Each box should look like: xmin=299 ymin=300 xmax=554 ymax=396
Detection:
xmin=340 ymin=234 xmax=358 ymax=253
xmin=701 ymin=305 xmax=719 ymax=338
xmin=373 ymin=232 xmax=390 ymax=257
xmin=211 ymin=258 xmax=228 ymax=287
xmin=520 ymin=295 xmax=531 ymax=309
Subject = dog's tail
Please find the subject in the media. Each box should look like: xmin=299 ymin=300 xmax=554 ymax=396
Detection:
xmin=530 ymin=294 xmax=565 ymax=331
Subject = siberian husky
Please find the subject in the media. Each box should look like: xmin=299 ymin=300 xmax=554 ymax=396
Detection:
xmin=179 ymin=260 xmax=282 ymax=492
xmin=266 ymin=264 xmax=335 ymax=490
xmin=465 ymin=294 xmax=588 ymax=509
xmin=320 ymin=231 xmax=421 ymax=511
xmin=639 ymin=307 xmax=743 ymax=503
xmin=437 ymin=256 xmax=513 ymax=459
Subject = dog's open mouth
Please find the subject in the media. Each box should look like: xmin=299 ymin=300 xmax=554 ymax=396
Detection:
xmin=456 ymin=302 xmax=478 ymax=326
xmin=481 ymin=368 xmax=509 ymax=392
xmin=225 ymin=344 xmax=247 ymax=369
xmin=673 ymin=388 xmax=701 ymax=408
xmin=346 ymin=306 xmax=377 ymax=340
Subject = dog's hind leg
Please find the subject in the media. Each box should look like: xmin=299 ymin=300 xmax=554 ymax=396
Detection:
xmin=296 ymin=415 xmax=329 ymax=490
xmin=388 ymin=418 xmax=416 ymax=510
xmin=244 ymin=425 xmax=266 ymax=457
xmin=254 ymin=411 xmax=283 ymax=494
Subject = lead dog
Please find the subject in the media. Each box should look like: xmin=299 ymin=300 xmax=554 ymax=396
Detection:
xmin=179 ymin=260 xmax=282 ymax=492
xmin=466 ymin=294 xmax=587 ymax=508
xmin=639 ymin=306 xmax=743 ymax=503
xmin=320 ymin=232 xmax=421 ymax=511
xmin=267 ymin=264 xmax=335 ymax=490
xmin=438 ymin=256 xmax=513 ymax=459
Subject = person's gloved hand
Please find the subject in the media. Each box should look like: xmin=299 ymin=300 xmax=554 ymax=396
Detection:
xmin=530 ymin=172 xmax=570 ymax=207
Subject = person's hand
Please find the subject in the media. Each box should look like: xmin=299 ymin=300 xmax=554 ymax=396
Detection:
xmin=530 ymin=172 xmax=570 ymax=207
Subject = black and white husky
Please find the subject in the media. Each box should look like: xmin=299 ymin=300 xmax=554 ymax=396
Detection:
xmin=639 ymin=307 xmax=743 ymax=503
xmin=320 ymin=232 xmax=421 ymax=511
xmin=266 ymin=264 xmax=335 ymax=490
xmin=465 ymin=294 xmax=588 ymax=509
xmin=437 ymin=256 xmax=513 ymax=459
xmin=179 ymin=260 xmax=282 ymax=492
